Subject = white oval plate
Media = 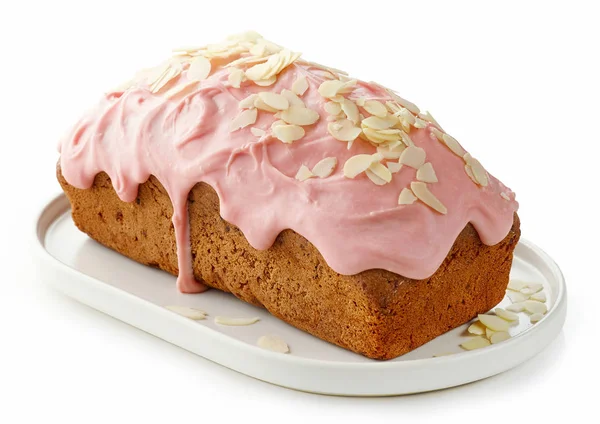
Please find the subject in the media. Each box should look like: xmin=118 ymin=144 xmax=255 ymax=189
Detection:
xmin=34 ymin=194 xmax=567 ymax=396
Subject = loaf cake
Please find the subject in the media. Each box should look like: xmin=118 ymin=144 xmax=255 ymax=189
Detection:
xmin=57 ymin=32 xmax=520 ymax=359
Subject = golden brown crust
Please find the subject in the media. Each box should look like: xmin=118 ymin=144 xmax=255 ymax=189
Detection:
xmin=57 ymin=164 xmax=520 ymax=360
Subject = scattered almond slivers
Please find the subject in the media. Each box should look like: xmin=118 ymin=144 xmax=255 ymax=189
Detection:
xmin=343 ymin=154 xmax=378 ymax=178
xmin=280 ymin=106 xmax=320 ymax=126
xmin=530 ymin=313 xmax=544 ymax=323
xmin=416 ymin=162 xmax=438 ymax=183
xmin=494 ymin=307 xmax=519 ymax=322
xmin=328 ymin=119 xmax=362 ymax=142
xmin=364 ymin=100 xmax=388 ymax=118
xmin=523 ymin=300 xmax=548 ymax=315
xmin=228 ymin=68 xmax=245 ymax=88
xmin=230 ymin=108 xmax=258 ymax=132
xmin=399 ymin=146 xmax=426 ymax=169
xmin=295 ymin=164 xmax=313 ymax=181
xmin=530 ymin=291 xmax=547 ymax=303
xmin=410 ymin=182 xmax=447 ymax=214
xmin=187 ymin=56 xmax=211 ymax=81
xmin=214 ymin=316 xmax=260 ymax=326
xmin=250 ymin=127 xmax=266 ymax=137
xmin=165 ymin=305 xmax=207 ymax=320
xmin=258 ymin=92 xmax=289 ymax=111
xmin=490 ymin=331 xmax=511 ymax=344
xmin=273 ymin=124 xmax=305 ymax=143
xmin=460 ymin=336 xmax=490 ymax=351
xmin=478 ymin=314 xmax=510 ymax=332
xmin=398 ymin=188 xmax=417 ymax=205
xmin=257 ymin=335 xmax=290 ymax=354
xmin=292 ymin=76 xmax=309 ymax=96
xmin=467 ymin=321 xmax=486 ymax=336
xmin=506 ymin=302 xmax=526 ymax=312
xmin=311 ymin=157 xmax=337 ymax=178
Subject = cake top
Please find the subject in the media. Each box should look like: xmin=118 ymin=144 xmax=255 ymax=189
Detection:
xmin=59 ymin=31 xmax=518 ymax=293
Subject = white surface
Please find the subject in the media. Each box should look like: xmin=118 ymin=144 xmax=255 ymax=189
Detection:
xmin=1 ymin=0 xmax=598 ymax=421
xmin=36 ymin=194 xmax=567 ymax=395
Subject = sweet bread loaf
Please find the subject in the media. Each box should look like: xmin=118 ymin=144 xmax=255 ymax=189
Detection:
xmin=57 ymin=32 xmax=520 ymax=359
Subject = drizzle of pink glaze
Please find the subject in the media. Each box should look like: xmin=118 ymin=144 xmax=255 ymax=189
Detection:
xmin=58 ymin=61 xmax=518 ymax=292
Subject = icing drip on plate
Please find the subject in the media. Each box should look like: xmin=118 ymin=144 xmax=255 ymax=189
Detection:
xmin=59 ymin=31 xmax=518 ymax=293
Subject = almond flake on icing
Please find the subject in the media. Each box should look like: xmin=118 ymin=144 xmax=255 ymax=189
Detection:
xmin=490 ymin=331 xmax=511 ymax=344
xmin=258 ymin=92 xmax=289 ymax=111
xmin=280 ymin=106 xmax=320 ymax=126
xmin=318 ymin=80 xmax=346 ymax=98
xmin=460 ymin=336 xmax=490 ymax=351
xmin=273 ymin=124 xmax=305 ymax=143
xmin=494 ymin=308 xmax=519 ymax=322
xmin=523 ymin=300 xmax=547 ymax=315
xmin=257 ymin=335 xmax=290 ymax=353
xmin=356 ymin=97 xmax=366 ymax=107
xmin=362 ymin=115 xmax=397 ymax=130
xmin=324 ymin=101 xmax=342 ymax=115
xmin=387 ymin=91 xmax=420 ymax=115
xmin=440 ymin=133 xmax=466 ymax=157
xmin=368 ymin=162 xmax=392 ymax=184
xmin=416 ymin=162 xmax=438 ymax=183
xmin=312 ymin=157 xmax=337 ymax=178
xmin=387 ymin=162 xmax=403 ymax=173
xmin=501 ymin=192 xmax=511 ymax=201
xmin=165 ymin=305 xmax=206 ymax=320
xmin=254 ymin=97 xmax=279 ymax=113
xmin=418 ymin=110 xmax=442 ymax=129
xmin=227 ymin=68 xmax=245 ymax=88
xmin=464 ymin=153 xmax=488 ymax=186
xmin=229 ymin=108 xmax=258 ymax=132
xmin=295 ymin=164 xmax=314 ymax=181
xmin=464 ymin=164 xmax=478 ymax=184
xmin=377 ymin=144 xmax=405 ymax=159
xmin=164 ymin=80 xmax=199 ymax=99
xmin=343 ymin=154 xmax=378 ymax=178
xmin=151 ymin=65 xmax=181 ymax=94
xmin=250 ymin=127 xmax=266 ymax=137
xmin=411 ymin=182 xmax=447 ymax=214
xmin=281 ymin=89 xmax=305 ymax=107
xmin=254 ymin=76 xmax=277 ymax=86
xmin=478 ymin=314 xmax=510 ymax=332
xmin=413 ymin=118 xmax=428 ymax=129
xmin=530 ymin=291 xmax=547 ymax=303
xmin=341 ymin=99 xmax=360 ymax=124
xmin=328 ymin=119 xmax=361 ymax=142
xmin=239 ymin=94 xmax=258 ymax=109
xmin=398 ymin=188 xmax=417 ymax=205
xmin=292 ymin=76 xmax=309 ymax=96
xmin=399 ymin=146 xmax=426 ymax=169
xmin=365 ymin=169 xmax=387 ymax=185
xmin=530 ymin=313 xmax=544 ymax=323
xmin=364 ymin=100 xmax=388 ymax=118
xmin=467 ymin=321 xmax=486 ymax=336
xmin=187 ymin=56 xmax=211 ymax=81
xmin=214 ymin=316 xmax=260 ymax=326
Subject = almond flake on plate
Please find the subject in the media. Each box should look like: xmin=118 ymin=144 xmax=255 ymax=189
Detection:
xmin=507 ymin=290 xmax=529 ymax=303
xmin=292 ymin=76 xmax=309 ymax=96
xmin=295 ymin=164 xmax=314 ymax=181
xmin=520 ymin=283 xmax=543 ymax=294
xmin=530 ymin=313 xmax=544 ymax=323
xmin=460 ymin=336 xmax=490 ymax=351
xmin=214 ymin=316 xmax=260 ymax=326
xmin=398 ymin=188 xmax=417 ymax=205
xmin=280 ymin=106 xmax=320 ymax=126
xmin=495 ymin=308 xmax=519 ymax=322
xmin=523 ymin=300 xmax=548 ymax=315
xmin=399 ymin=146 xmax=426 ymax=169
xmin=506 ymin=302 xmax=526 ymax=312
xmin=187 ymin=56 xmax=211 ymax=81
xmin=467 ymin=321 xmax=486 ymax=336
xmin=273 ymin=124 xmax=305 ymax=143
xmin=165 ymin=305 xmax=207 ymax=320
xmin=312 ymin=157 xmax=337 ymax=178
xmin=229 ymin=108 xmax=258 ymax=132
xmin=257 ymin=335 xmax=290 ymax=354
xmin=478 ymin=314 xmax=510 ymax=332
xmin=416 ymin=162 xmax=438 ymax=183
xmin=507 ymin=280 xmax=529 ymax=291
xmin=530 ymin=291 xmax=547 ymax=303
xmin=485 ymin=328 xmax=495 ymax=340
xmin=490 ymin=331 xmax=511 ymax=344
xmin=410 ymin=182 xmax=447 ymax=214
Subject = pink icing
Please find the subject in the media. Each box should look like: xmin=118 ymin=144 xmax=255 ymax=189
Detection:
xmin=58 ymin=60 xmax=518 ymax=293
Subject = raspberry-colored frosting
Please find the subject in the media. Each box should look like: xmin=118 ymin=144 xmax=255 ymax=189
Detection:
xmin=58 ymin=33 xmax=518 ymax=293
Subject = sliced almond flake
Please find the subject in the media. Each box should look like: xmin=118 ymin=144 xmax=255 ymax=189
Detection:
xmin=227 ymin=68 xmax=245 ymax=88
xmin=431 ymin=127 xmax=444 ymax=142
xmin=398 ymin=187 xmax=417 ymax=205
xmin=490 ymin=331 xmax=511 ymax=344
xmin=495 ymin=308 xmax=519 ymax=322
xmin=524 ymin=283 xmax=543 ymax=294
xmin=388 ymin=91 xmax=421 ymax=114
xmin=363 ymin=128 xmax=401 ymax=144
xmin=249 ymin=43 xmax=267 ymax=57
xmin=467 ymin=321 xmax=486 ymax=336
xmin=411 ymin=182 xmax=447 ymax=214
xmin=318 ymin=79 xmax=345 ymax=98
xmin=530 ymin=291 xmax=547 ymax=303
xmin=362 ymin=115 xmax=397 ymax=130
xmin=478 ymin=314 xmax=510 ymax=332
xmin=229 ymin=108 xmax=258 ymax=132
xmin=396 ymin=107 xmax=416 ymax=128
xmin=254 ymin=97 xmax=279 ymax=113
xmin=151 ymin=65 xmax=181 ymax=94
xmin=146 ymin=62 xmax=171 ymax=87
xmin=413 ymin=117 xmax=428 ymax=129
xmin=341 ymin=99 xmax=360 ymax=124
xmin=364 ymin=100 xmax=388 ymax=118
xmin=368 ymin=162 xmax=392 ymax=183
xmin=295 ymin=164 xmax=314 ymax=181
xmin=365 ymin=169 xmax=387 ymax=185
xmin=400 ymin=131 xmax=415 ymax=147
xmin=506 ymin=302 xmax=526 ymax=313
xmin=441 ymin=133 xmax=467 ymax=157
xmin=464 ymin=154 xmax=489 ymax=186
xmin=508 ymin=280 xmax=529 ymax=291
xmin=187 ymin=56 xmax=211 ymax=81
xmin=328 ymin=119 xmax=362 ymax=142
xmin=214 ymin=316 xmax=260 ymax=326
xmin=507 ymin=291 xmax=529 ymax=303
xmin=416 ymin=162 xmax=438 ymax=183
xmin=485 ymin=328 xmax=495 ymax=340
xmin=387 ymin=162 xmax=403 ymax=173
xmin=281 ymin=89 xmax=304 ymax=107
xmin=356 ymin=97 xmax=366 ymax=107
xmin=377 ymin=145 xmax=405 ymax=159
xmin=164 ymin=80 xmax=199 ymax=100
xmin=280 ymin=106 xmax=320 ymax=126
xmin=418 ymin=110 xmax=442 ymax=129
xmin=433 ymin=352 xmax=455 ymax=357
xmin=239 ymin=94 xmax=258 ymax=109
xmin=338 ymin=79 xmax=357 ymax=94
xmin=292 ymin=75 xmax=309 ymax=96
xmin=460 ymin=336 xmax=490 ymax=351
xmin=254 ymin=75 xmax=277 ymax=86
xmin=257 ymin=335 xmax=290 ymax=354
xmin=273 ymin=124 xmax=305 ymax=143
xmin=245 ymin=54 xmax=279 ymax=81
xmin=523 ymin=300 xmax=548 ymax=315
xmin=258 ymin=92 xmax=289 ymax=111
xmin=501 ymin=192 xmax=511 ymax=201
xmin=329 ymin=94 xmax=346 ymax=103
xmin=465 ymin=164 xmax=478 ymax=184
xmin=343 ymin=154 xmax=378 ymax=178
xmin=324 ymin=101 xmax=342 ymax=115
xmin=165 ymin=305 xmax=206 ymax=320
xmin=226 ymin=55 xmax=269 ymax=68
xmin=271 ymin=120 xmax=286 ymax=128
xmin=250 ymin=127 xmax=266 ymax=137
xmin=312 ymin=157 xmax=337 ymax=178
xmin=530 ymin=313 xmax=544 ymax=323
xmin=399 ymin=146 xmax=426 ymax=169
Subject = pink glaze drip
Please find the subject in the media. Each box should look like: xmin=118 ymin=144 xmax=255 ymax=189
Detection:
xmin=59 ymin=61 xmax=518 ymax=293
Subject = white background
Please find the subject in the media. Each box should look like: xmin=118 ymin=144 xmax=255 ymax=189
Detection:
xmin=1 ymin=0 xmax=598 ymax=422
